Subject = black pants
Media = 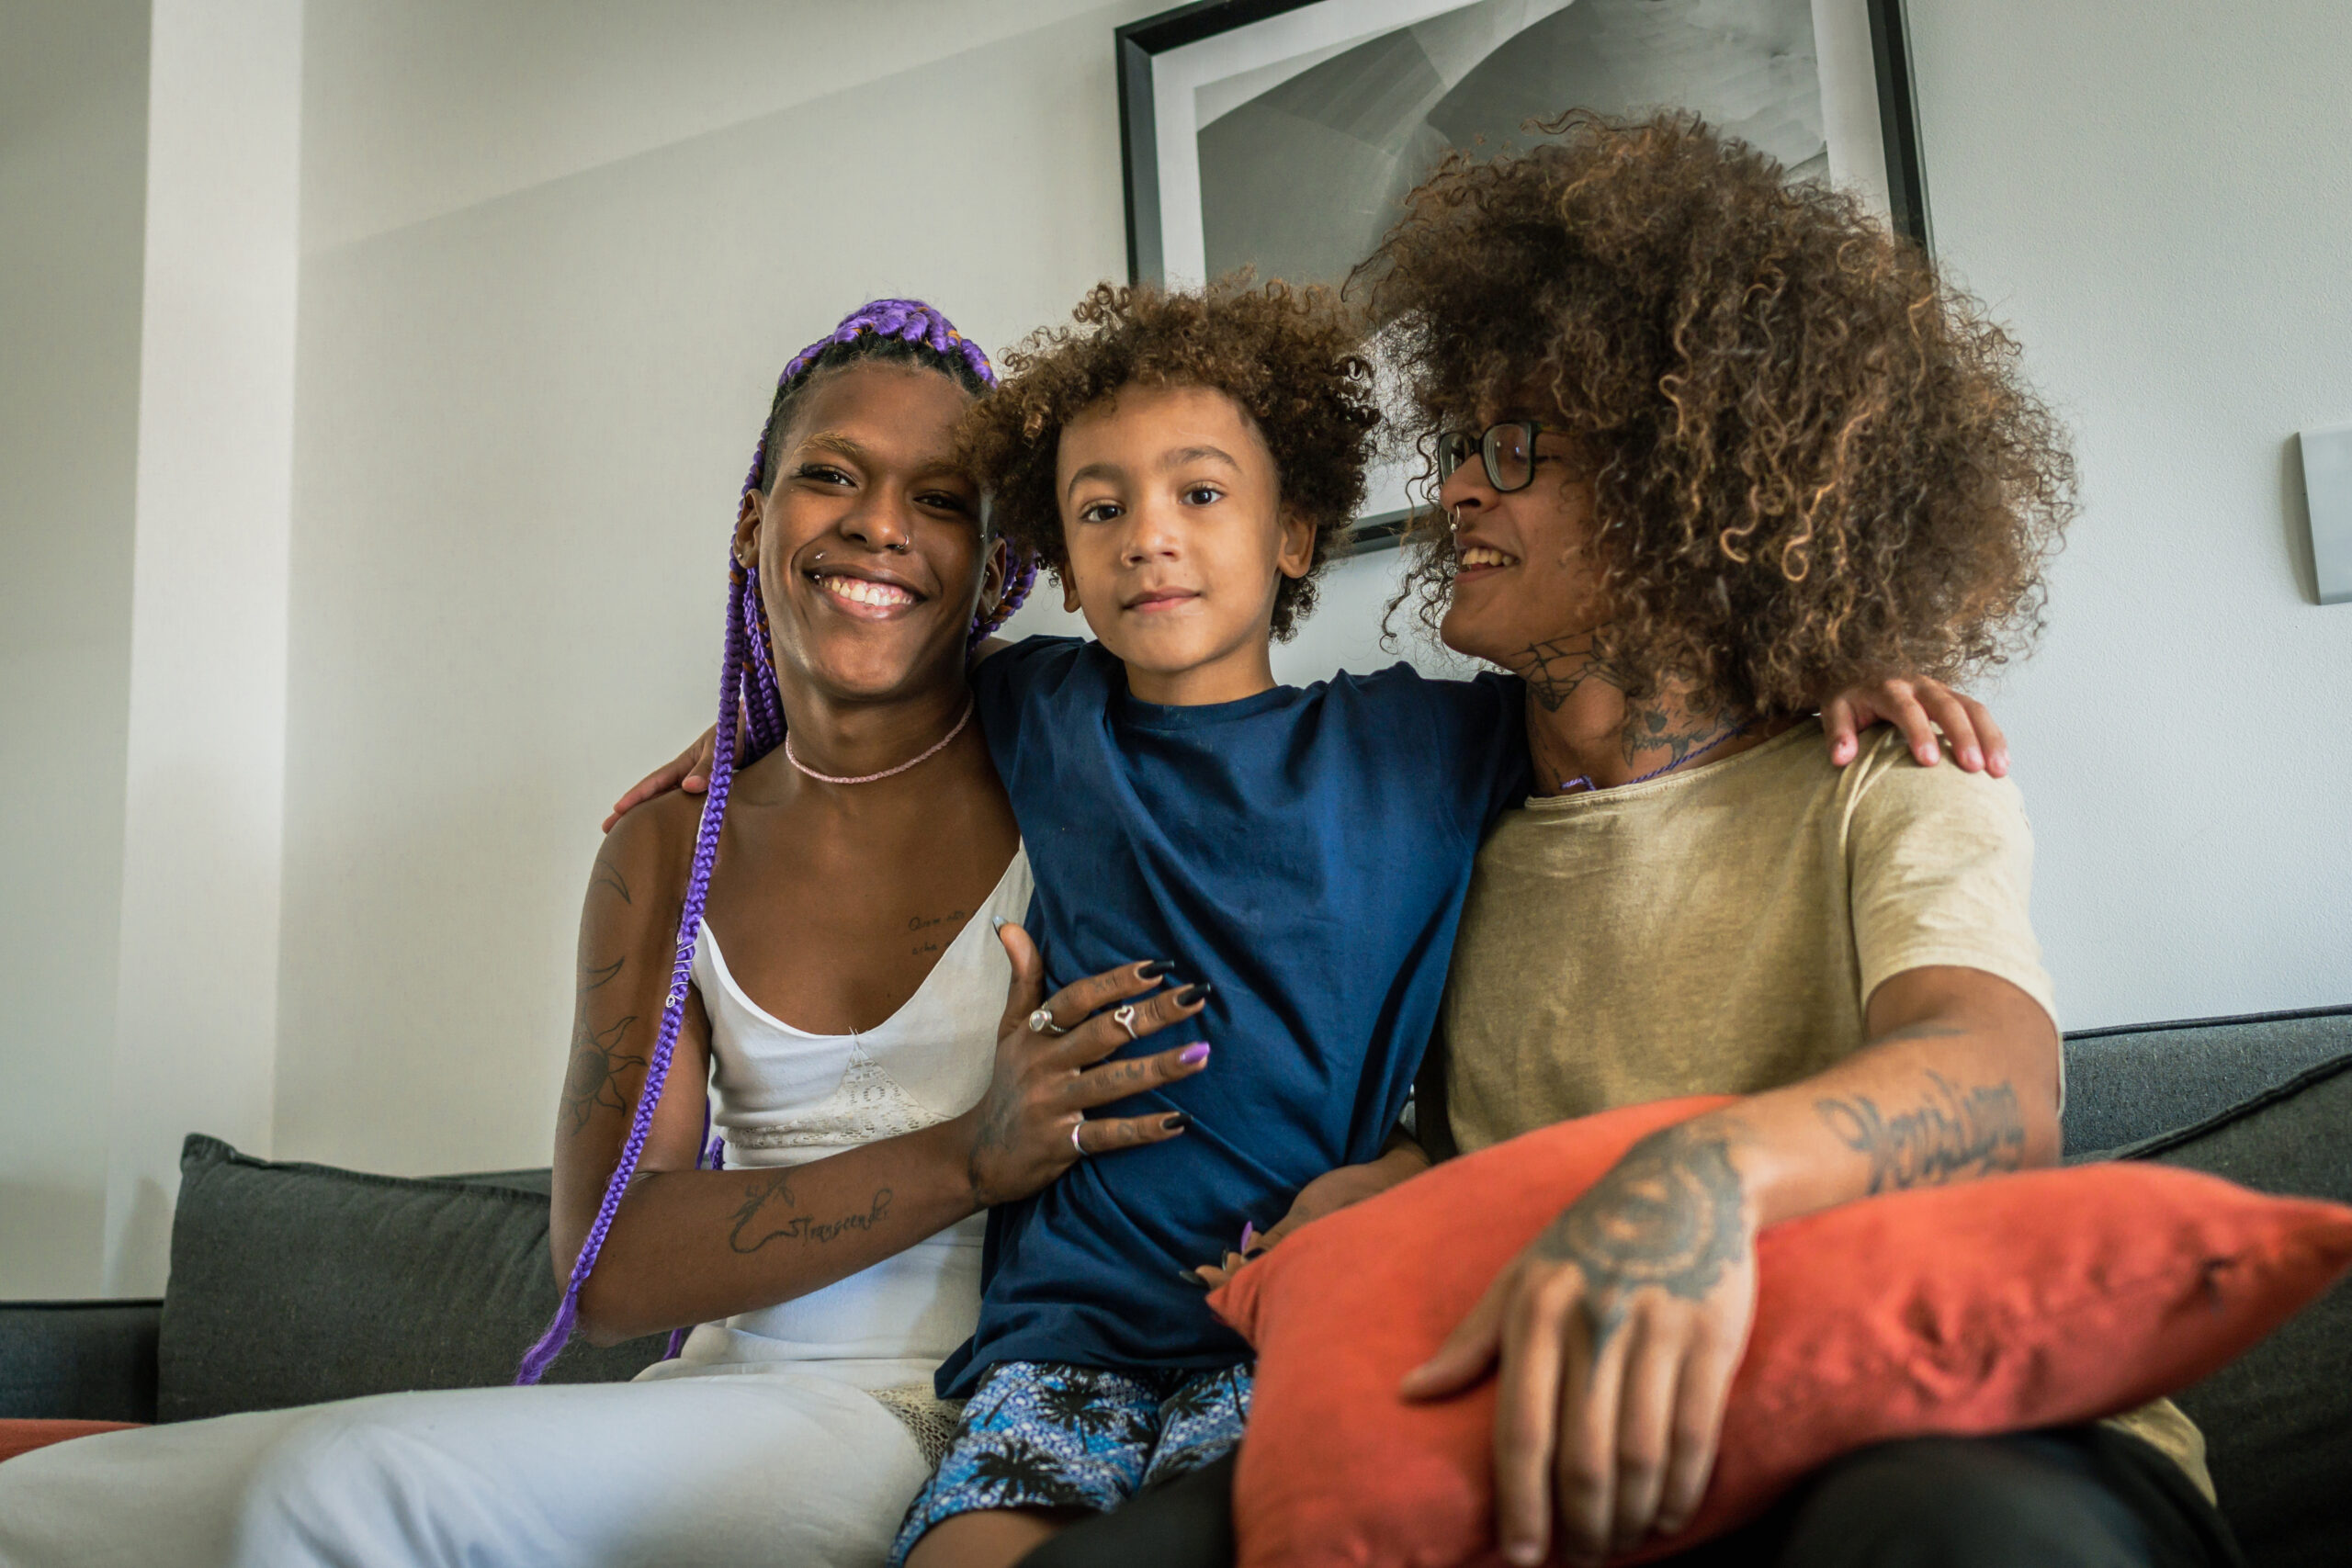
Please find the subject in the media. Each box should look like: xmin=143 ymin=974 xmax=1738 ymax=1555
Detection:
xmin=1016 ymin=1427 xmax=2244 ymax=1568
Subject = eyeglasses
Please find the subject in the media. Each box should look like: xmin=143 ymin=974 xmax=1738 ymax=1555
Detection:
xmin=1436 ymin=420 xmax=1554 ymax=494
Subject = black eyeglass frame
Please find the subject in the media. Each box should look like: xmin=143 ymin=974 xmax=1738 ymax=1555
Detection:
xmin=1436 ymin=420 xmax=1560 ymax=494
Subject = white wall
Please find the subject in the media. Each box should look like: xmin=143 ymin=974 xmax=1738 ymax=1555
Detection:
xmin=0 ymin=0 xmax=149 ymax=1298
xmin=1909 ymin=0 xmax=2352 ymax=1027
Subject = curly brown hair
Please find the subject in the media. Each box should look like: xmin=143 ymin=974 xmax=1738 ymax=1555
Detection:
xmin=1363 ymin=111 xmax=2075 ymax=711
xmin=958 ymin=278 xmax=1379 ymax=641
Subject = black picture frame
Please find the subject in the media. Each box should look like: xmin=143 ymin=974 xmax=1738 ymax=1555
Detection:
xmin=1114 ymin=0 xmax=1933 ymax=550
xmin=1117 ymin=0 xmax=1932 ymax=282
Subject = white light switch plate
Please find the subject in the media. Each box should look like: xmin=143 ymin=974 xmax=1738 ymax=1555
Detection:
xmin=2302 ymin=421 xmax=2352 ymax=605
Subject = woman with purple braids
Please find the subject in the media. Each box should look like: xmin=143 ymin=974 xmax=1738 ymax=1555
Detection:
xmin=0 ymin=301 xmax=1209 ymax=1568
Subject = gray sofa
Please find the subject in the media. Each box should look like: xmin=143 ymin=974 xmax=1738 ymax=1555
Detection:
xmin=6 ymin=1006 xmax=2348 ymax=1565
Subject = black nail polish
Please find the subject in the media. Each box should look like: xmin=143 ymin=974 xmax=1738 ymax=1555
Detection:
xmin=1160 ymin=1111 xmax=1192 ymax=1132
xmin=1136 ymin=959 xmax=1173 ymax=980
xmin=1178 ymin=1269 xmax=1212 ymax=1291
xmin=1174 ymin=982 xmax=1214 ymax=1006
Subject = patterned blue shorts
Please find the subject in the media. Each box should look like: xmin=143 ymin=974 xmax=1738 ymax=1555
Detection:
xmin=888 ymin=1359 xmax=1252 ymax=1565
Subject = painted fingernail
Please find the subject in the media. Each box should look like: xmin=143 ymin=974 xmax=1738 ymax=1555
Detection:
xmin=1178 ymin=1269 xmax=1211 ymax=1290
xmin=1239 ymin=1221 xmax=1258 ymax=1251
xmin=991 ymin=918 xmax=1006 ymax=931
xmin=1160 ymin=1111 xmax=1191 ymax=1132
xmin=1136 ymin=959 xmax=1173 ymax=980
xmin=1179 ymin=1043 xmax=1211 ymax=1066
xmin=1174 ymin=982 xmax=1213 ymax=1006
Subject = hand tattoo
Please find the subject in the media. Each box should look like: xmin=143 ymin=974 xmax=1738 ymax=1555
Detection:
xmin=1535 ymin=1123 xmax=1748 ymax=1350
xmin=726 ymin=1169 xmax=894 ymax=1253
xmin=1816 ymin=1070 xmax=2026 ymax=1193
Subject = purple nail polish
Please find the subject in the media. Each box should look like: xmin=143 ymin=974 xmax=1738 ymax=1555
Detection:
xmin=1179 ymin=1043 xmax=1211 ymax=1066
xmin=1239 ymin=1221 xmax=1258 ymax=1251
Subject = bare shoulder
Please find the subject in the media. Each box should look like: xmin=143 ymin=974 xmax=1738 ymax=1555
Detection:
xmin=588 ymin=787 xmax=703 ymax=930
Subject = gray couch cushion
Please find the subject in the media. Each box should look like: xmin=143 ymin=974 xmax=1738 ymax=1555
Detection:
xmin=2062 ymin=1004 xmax=2352 ymax=1156
xmin=0 ymin=1299 xmax=160 ymax=1422
xmin=2114 ymin=1050 xmax=2352 ymax=1568
xmin=157 ymin=1134 xmax=666 ymax=1422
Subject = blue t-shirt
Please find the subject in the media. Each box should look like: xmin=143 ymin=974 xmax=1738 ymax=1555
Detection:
xmin=936 ymin=637 xmax=1527 ymax=1395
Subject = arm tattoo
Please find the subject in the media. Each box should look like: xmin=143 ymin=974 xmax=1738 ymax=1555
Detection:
xmin=1815 ymin=1070 xmax=2026 ymax=1193
xmin=1508 ymin=637 xmax=1626 ymax=713
xmin=1534 ymin=1123 xmax=1747 ymax=1351
xmin=592 ymin=855 xmax=631 ymax=905
xmin=560 ymin=950 xmax=640 ymax=1136
xmin=725 ymin=1169 xmax=895 ymax=1253
xmin=560 ymin=1010 xmax=644 ymax=1136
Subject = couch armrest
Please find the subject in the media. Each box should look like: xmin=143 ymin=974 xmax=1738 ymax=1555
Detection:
xmin=0 ymin=1300 xmax=161 ymax=1422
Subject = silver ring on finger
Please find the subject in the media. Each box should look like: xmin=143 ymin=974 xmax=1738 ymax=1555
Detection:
xmin=1028 ymin=1006 xmax=1069 ymax=1037
xmin=1069 ymin=1120 xmax=1087 ymax=1156
xmin=1113 ymin=1004 xmax=1138 ymax=1041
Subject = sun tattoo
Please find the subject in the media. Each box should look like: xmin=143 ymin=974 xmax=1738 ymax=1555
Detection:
xmin=1535 ymin=1123 xmax=1748 ymax=1350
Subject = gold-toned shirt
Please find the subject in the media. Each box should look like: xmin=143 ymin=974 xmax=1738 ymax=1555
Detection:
xmin=1442 ymin=719 xmax=2211 ymax=1499
xmin=1444 ymin=721 xmax=2057 ymax=1154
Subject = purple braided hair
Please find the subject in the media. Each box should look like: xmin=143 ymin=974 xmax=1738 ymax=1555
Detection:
xmin=516 ymin=299 xmax=1033 ymax=1383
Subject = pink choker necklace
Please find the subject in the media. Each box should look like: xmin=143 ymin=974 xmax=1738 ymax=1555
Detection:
xmin=783 ymin=698 xmax=974 ymax=785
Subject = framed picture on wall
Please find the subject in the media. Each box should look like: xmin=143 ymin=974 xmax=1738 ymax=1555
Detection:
xmin=1114 ymin=0 xmax=1931 ymax=547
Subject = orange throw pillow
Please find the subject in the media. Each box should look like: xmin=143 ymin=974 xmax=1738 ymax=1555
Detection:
xmin=0 ymin=1419 xmax=142 ymax=1464
xmin=1209 ymin=1096 xmax=2352 ymax=1568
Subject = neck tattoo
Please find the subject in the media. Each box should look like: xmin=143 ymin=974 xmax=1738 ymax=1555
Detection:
xmin=1554 ymin=716 xmax=1758 ymax=796
xmin=784 ymin=697 xmax=974 ymax=786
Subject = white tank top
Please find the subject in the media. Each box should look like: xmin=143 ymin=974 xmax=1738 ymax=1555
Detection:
xmin=639 ymin=848 xmax=1032 ymax=1391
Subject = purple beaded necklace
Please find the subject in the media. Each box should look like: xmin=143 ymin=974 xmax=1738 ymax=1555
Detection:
xmin=1553 ymin=716 xmax=1759 ymax=796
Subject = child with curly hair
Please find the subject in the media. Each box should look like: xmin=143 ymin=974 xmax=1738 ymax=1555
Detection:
xmin=892 ymin=277 xmax=1532 ymax=1568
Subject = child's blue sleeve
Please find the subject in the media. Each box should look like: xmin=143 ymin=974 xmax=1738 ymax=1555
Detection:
xmin=969 ymin=635 xmax=1089 ymax=762
xmin=1336 ymin=667 xmax=1533 ymax=846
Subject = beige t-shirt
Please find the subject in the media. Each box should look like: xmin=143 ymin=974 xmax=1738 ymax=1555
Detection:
xmin=1441 ymin=718 xmax=2211 ymax=1496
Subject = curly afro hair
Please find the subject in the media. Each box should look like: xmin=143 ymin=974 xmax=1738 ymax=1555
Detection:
xmin=1363 ymin=111 xmax=2076 ymax=712
xmin=958 ymin=278 xmax=1379 ymax=641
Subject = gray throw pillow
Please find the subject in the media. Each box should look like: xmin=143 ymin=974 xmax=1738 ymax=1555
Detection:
xmin=2114 ymin=1051 xmax=2352 ymax=1568
xmin=157 ymin=1134 xmax=668 ymax=1422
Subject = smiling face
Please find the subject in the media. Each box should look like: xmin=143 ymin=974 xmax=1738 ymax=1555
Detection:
xmin=1432 ymin=412 xmax=1611 ymax=671
xmin=734 ymin=360 xmax=1001 ymax=705
xmin=1055 ymin=383 xmax=1313 ymax=705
